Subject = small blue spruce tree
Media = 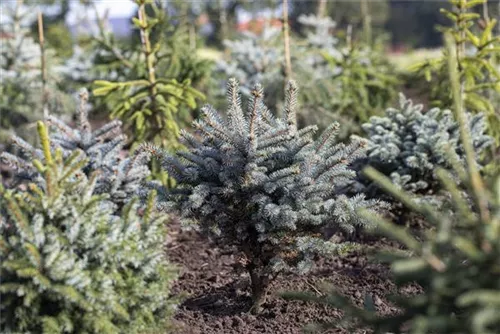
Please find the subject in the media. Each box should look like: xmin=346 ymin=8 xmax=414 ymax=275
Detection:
xmin=0 ymin=89 xmax=150 ymax=215
xmin=354 ymin=93 xmax=493 ymax=205
xmin=141 ymin=79 xmax=388 ymax=313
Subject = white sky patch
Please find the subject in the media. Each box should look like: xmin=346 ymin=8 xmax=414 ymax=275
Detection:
xmin=67 ymin=0 xmax=138 ymax=25
xmin=92 ymin=1 xmax=138 ymax=18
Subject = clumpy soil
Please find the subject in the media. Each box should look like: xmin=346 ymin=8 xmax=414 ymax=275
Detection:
xmin=167 ymin=221 xmax=420 ymax=334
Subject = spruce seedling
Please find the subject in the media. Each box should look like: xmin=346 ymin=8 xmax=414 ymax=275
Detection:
xmin=141 ymin=79 xmax=388 ymax=313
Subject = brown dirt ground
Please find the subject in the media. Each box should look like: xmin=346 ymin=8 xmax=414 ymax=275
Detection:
xmin=167 ymin=220 xmax=421 ymax=334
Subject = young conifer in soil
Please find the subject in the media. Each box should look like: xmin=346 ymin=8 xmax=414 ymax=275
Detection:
xmin=284 ymin=32 xmax=500 ymax=334
xmin=140 ymin=79 xmax=388 ymax=313
xmin=352 ymin=93 xmax=493 ymax=206
xmin=0 ymin=122 xmax=176 ymax=334
xmin=0 ymin=89 xmax=150 ymax=215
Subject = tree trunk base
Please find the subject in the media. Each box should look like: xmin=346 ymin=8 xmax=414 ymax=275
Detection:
xmin=248 ymin=268 xmax=270 ymax=315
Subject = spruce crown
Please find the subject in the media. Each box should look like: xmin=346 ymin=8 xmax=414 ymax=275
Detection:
xmin=358 ymin=93 xmax=493 ymax=197
xmin=141 ymin=79 xmax=388 ymax=275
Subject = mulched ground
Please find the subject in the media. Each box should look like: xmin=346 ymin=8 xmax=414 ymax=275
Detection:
xmin=167 ymin=220 xmax=421 ymax=334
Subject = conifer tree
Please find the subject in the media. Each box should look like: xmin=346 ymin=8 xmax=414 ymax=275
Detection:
xmin=0 ymin=122 xmax=176 ymax=334
xmin=297 ymin=14 xmax=339 ymax=71
xmin=294 ymin=14 xmax=344 ymax=132
xmin=215 ymin=20 xmax=337 ymax=131
xmin=0 ymin=0 xmax=71 ymax=144
xmin=320 ymin=32 xmax=399 ymax=132
xmin=353 ymin=93 xmax=493 ymax=204
xmin=216 ymin=26 xmax=285 ymax=109
xmin=92 ymin=0 xmax=206 ymax=149
xmin=0 ymin=90 xmax=149 ymax=215
xmin=296 ymin=13 xmax=398 ymax=139
xmin=284 ymin=32 xmax=500 ymax=334
xmin=140 ymin=79 xmax=388 ymax=313
xmin=412 ymin=0 xmax=500 ymax=143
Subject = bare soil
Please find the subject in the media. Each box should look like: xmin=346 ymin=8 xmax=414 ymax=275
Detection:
xmin=167 ymin=221 xmax=420 ymax=334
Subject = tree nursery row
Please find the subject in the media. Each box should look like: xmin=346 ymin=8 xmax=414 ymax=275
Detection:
xmin=1 ymin=0 xmax=500 ymax=333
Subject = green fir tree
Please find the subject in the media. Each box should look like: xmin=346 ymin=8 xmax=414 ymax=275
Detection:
xmin=0 ymin=122 xmax=177 ymax=334
xmin=92 ymin=0 xmax=206 ymax=149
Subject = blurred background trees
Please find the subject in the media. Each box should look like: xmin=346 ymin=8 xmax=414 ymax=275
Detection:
xmin=2 ymin=0 xmax=500 ymax=172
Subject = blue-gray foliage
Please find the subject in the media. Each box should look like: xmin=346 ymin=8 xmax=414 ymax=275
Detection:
xmin=0 ymin=90 xmax=149 ymax=214
xmin=141 ymin=79 xmax=388 ymax=307
xmin=355 ymin=94 xmax=493 ymax=200
xmin=297 ymin=14 xmax=340 ymax=75
xmin=216 ymin=26 xmax=284 ymax=103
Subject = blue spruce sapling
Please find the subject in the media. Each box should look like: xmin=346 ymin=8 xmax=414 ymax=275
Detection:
xmin=0 ymin=122 xmax=176 ymax=334
xmin=0 ymin=89 xmax=149 ymax=214
xmin=355 ymin=93 xmax=493 ymax=204
xmin=141 ymin=79 xmax=388 ymax=313
xmin=216 ymin=26 xmax=284 ymax=109
xmin=297 ymin=13 xmax=340 ymax=72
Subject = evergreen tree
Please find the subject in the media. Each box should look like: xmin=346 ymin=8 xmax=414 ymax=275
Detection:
xmin=0 ymin=122 xmax=176 ymax=334
xmin=140 ymin=79 xmax=388 ymax=313
xmin=411 ymin=0 xmax=500 ymax=143
xmin=293 ymin=14 xmax=345 ymax=133
xmin=59 ymin=46 xmax=100 ymax=88
xmin=0 ymin=90 xmax=150 ymax=215
xmin=284 ymin=32 xmax=500 ymax=334
xmin=92 ymin=0 xmax=206 ymax=149
xmin=214 ymin=20 xmax=337 ymax=132
xmin=215 ymin=25 xmax=285 ymax=109
xmin=297 ymin=14 xmax=339 ymax=73
xmin=353 ymin=93 xmax=493 ymax=204
xmin=320 ymin=33 xmax=399 ymax=136
xmin=0 ymin=1 xmax=71 ymax=144
xmin=296 ymin=13 xmax=399 ymax=139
